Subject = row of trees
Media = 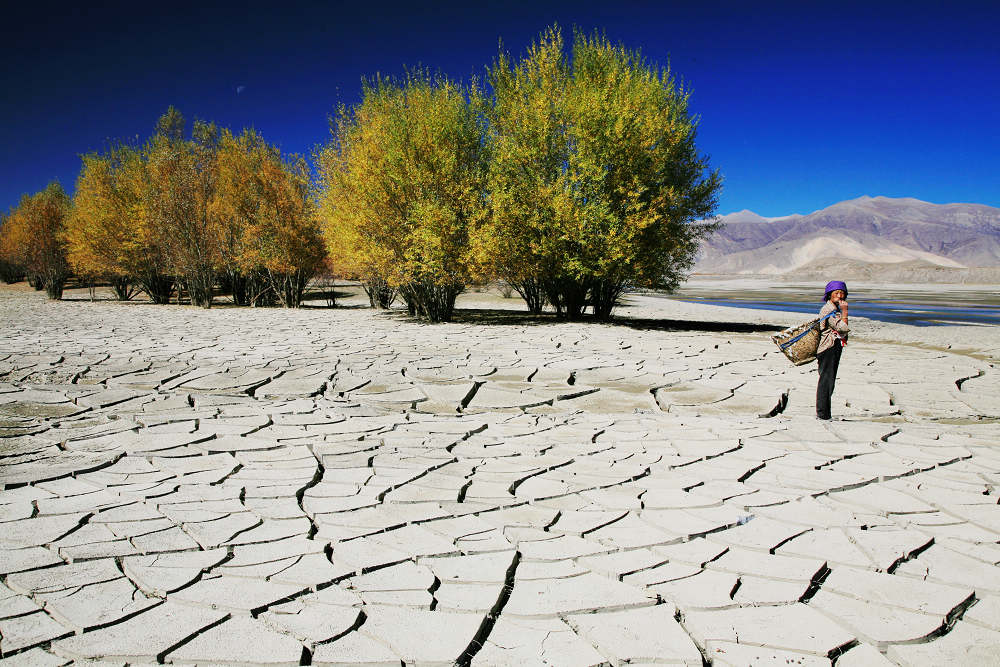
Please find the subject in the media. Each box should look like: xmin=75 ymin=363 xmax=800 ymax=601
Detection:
xmin=319 ymin=27 xmax=720 ymax=320
xmin=1 ymin=26 xmax=721 ymax=321
xmin=1 ymin=109 xmax=324 ymax=308
xmin=76 ymin=109 xmax=322 ymax=308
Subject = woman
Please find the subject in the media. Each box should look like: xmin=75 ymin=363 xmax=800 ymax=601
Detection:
xmin=816 ymin=280 xmax=850 ymax=420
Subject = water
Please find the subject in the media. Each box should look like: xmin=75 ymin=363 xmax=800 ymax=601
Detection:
xmin=654 ymin=283 xmax=1000 ymax=327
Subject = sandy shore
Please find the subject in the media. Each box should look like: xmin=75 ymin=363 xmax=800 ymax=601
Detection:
xmin=1 ymin=284 xmax=999 ymax=664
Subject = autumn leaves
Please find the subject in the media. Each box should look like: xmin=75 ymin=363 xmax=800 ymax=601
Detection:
xmin=67 ymin=110 xmax=324 ymax=309
xmin=0 ymin=184 xmax=72 ymax=299
xmin=1 ymin=26 xmax=720 ymax=322
xmin=1 ymin=108 xmax=325 ymax=309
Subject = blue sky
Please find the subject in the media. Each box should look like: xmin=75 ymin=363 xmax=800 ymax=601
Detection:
xmin=2 ymin=0 xmax=997 ymax=217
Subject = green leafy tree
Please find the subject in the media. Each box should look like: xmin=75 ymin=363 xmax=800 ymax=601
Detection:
xmin=477 ymin=26 xmax=721 ymax=319
xmin=318 ymin=71 xmax=487 ymax=322
xmin=472 ymin=27 xmax=569 ymax=315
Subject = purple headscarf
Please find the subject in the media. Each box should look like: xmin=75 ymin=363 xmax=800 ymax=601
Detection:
xmin=823 ymin=280 xmax=848 ymax=302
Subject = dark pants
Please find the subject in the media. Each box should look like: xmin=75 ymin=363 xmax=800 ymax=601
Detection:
xmin=816 ymin=344 xmax=843 ymax=419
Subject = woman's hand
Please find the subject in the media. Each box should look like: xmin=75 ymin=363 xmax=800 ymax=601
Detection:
xmin=839 ymin=300 xmax=848 ymax=325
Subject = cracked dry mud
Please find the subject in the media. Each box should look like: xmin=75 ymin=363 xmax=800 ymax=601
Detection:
xmin=1 ymin=287 xmax=999 ymax=666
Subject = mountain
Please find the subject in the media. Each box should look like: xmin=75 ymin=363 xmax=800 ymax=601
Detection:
xmin=694 ymin=196 xmax=1000 ymax=279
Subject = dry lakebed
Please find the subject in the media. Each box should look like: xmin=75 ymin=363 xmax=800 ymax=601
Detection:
xmin=1 ymin=282 xmax=999 ymax=665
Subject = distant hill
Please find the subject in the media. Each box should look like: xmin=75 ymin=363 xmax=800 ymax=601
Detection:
xmin=695 ymin=196 xmax=1000 ymax=281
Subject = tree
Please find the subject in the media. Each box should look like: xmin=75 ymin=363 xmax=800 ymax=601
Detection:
xmin=214 ymin=128 xmax=325 ymax=308
xmin=117 ymin=143 xmax=175 ymax=303
xmin=66 ymin=150 xmax=140 ymax=300
xmin=472 ymin=27 xmax=569 ymax=315
xmin=66 ymin=109 xmax=321 ymax=309
xmin=3 ymin=183 xmax=72 ymax=299
xmin=209 ymin=129 xmax=272 ymax=306
xmin=477 ymin=27 xmax=721 ymax=319
xmin=0 ymin=212 xmax=26 ymax=284
xmin=317 ymin=71 xmax=487 ymax=322
xmin=66 ymin=142 xmax=174 ymax=303
xmin=145 ymin=111 xmax=220 ymax=308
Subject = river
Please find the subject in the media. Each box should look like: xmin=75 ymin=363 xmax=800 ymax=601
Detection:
xmin=653 ymin=280 xmax=1000 ymax=327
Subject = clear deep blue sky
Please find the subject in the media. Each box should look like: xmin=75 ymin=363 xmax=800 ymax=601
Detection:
xmin=2 ymin=0 xmax=997 ymax=218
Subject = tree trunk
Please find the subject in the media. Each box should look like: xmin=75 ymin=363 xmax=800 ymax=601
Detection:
xmin=401 ymin=280 xmax=463 ymax=322
xmin=44 ymin=276 xmax=65 ymax=300
xmin=544 ymin=277 xmax=589 ymax=320
xmin=511 ymin=277 xmax=546 ymax=315
xmin=542 ymin=278 xmax=563 ymax=318
xmin=268 ymin=269 xmax=310 ymax=308
xmin=111 ymin=276 xmax=135 ymax=301
xmin=0 ymin=261 xmax=25 ymax=284
xmin=563 ymin=283 xmax=588 ymax=320
xmin=362 ymin=276 xmax=396 ymax=309
xmin=188 ymin=271 xmax=214 ymax=309
xmin=400 ymin=286 xmax=419 ymax=316
xmin=591 ymin=278 xmax=626 ymax=321
xmin=139 ymin=273 xmax=174 ymax=304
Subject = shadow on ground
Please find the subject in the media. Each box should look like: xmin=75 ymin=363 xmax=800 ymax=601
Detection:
xmin=444 ymin=308 xmax=785 ymax=333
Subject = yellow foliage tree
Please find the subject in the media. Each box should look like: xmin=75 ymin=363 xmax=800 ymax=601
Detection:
xmin=0 ymin=212 xmax=27 ymax=283
xmin=65 ymin=150 xmax=143 ymax=300
xmin=471 ymin=26 xmax=569 ymax=314
xmin=66 ymin=140 xmax=176 ymax=303
xmin=117 ymin=145 xmax=175 ymax=303
xmin=213 ymin=128 xmax=325 ymax=308
xmin=144 ymin=110 xmax=220 ymax=308
xmin=3 ymin=183 xmax=72 ymax=299
xmin=317 ymin=72 xmax=486 ymax=321
xmin=210 ymin=129 xmax=271 ymax=306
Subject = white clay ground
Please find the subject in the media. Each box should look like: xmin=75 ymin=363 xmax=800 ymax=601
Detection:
xmin=1 ymin=284 xmax=999 ymax=666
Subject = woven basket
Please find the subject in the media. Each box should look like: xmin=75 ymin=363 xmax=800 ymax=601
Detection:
xmin=772 ymin=317 xmax=821 ymax=366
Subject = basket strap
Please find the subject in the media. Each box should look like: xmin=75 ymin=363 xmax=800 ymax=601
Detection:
xmin=778 ymin=310 xmax=839 ymax=351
